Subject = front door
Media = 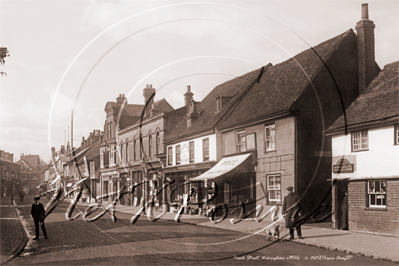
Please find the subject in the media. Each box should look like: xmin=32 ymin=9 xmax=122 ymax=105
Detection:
xmin=337 ymin=181 xmax=348 ymax=230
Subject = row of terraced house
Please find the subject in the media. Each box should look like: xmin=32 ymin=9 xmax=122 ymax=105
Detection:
xmin=43 ymin=4 xmax=398 ymax=237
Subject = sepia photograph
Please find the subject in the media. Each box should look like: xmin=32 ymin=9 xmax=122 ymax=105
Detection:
xmin=1 ymin=0 xmax=398 ymax=265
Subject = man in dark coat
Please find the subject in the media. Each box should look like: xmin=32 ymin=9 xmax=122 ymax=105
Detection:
xmin=31 ymin=196 xmax=48 ymax=240
xmin=282 ymin=186 xmax=303 ymax=239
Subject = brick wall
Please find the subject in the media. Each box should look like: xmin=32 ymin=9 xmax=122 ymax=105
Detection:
xmin=348 ymin=179 xmax=399 ymax=236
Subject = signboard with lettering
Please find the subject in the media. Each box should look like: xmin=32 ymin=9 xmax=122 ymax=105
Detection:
xmin=333 ymin=156 xmax=355 ymax=174
xmin=192 ymin=153 xmax=251 ymax=180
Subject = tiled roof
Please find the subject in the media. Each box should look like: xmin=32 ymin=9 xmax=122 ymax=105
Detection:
xmin=82 ymin=139 xmax=101 ymax=163
xmin=165 ymin=66 xmax=268 ymax=141
xmin=327 ymin=61 xmax=399 ymax=132
xmin=19 ymin=155 xmax=41 ymax=166
xmin=218 ymin=29 xmax=356 ymax=130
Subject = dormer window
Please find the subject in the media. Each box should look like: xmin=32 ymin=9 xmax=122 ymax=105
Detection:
xmin=216 ymin=98 xmax=222 ymax=111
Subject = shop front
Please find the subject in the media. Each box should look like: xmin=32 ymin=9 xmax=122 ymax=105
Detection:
xmin=163 ymin=161 xmax=217 ymax=213
xmin=100 ymin=170 xmax=118 ymax=203
xmin=191 ymin=153 xmax=257 ymax=218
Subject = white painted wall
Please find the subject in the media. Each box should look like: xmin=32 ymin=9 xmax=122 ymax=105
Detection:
xmin=167 ymin=134 xmax=217 ymax=166
xmin=332 ymin=125 xmax=399 ymax=179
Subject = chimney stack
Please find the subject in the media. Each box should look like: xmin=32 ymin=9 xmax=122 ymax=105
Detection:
xmin=116 ymin=94 xmax=126 ymax=105
xmin=356 ymin=3 xmax=376 ymax=94
xmin=184 ymin=85 xmax=194 ymax=107
xmin=143 ymin=84 xmax=156 ymax=117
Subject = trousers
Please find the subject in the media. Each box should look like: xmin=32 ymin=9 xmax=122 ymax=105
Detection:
xmin=289 ymin=225 xmax=302 ymax=237
xmin=34 ymin=219 xmax=47 ymax=238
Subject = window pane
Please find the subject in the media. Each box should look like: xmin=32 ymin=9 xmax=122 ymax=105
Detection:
xmin=381 ymin=181 xmax=386 ymax=193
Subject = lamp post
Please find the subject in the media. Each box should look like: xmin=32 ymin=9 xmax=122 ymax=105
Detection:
xmin=10 ymin=171 xmax=14 ymax=204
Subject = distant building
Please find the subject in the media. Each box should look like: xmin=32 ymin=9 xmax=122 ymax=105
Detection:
xmin=16 ymin=153 xmax=47 ymax=195
xmin=0 ymin=150 xmax=21 ymax=196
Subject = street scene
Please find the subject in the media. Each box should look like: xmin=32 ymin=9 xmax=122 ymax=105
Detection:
xmin=1 ymin=0 xmax=398 ymax=265
xmin=1 ymin=196 xmax=398 ymax=265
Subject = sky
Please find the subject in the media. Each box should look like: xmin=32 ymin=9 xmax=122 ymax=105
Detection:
xmin=0 ymin=0 xmax=398 ymax=163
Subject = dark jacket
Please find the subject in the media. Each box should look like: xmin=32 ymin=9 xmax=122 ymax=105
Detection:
xmin=282 ymin=192 xmax=301 ymax=229
xmin=31 ymin=202 xmax=45 ymax=221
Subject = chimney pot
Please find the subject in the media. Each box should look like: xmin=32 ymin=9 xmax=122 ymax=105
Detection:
xmin=361 ymin=3 xmax=369 ymax=20
xmin=187 ymin=85 xmax=191 ymax=92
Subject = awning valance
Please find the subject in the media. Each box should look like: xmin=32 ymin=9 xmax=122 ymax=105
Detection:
xmin=191 ymin=153 xmax=252 ymax=181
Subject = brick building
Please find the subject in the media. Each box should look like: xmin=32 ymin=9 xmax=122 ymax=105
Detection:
xmin=326 ymin=61 xmax=399 ymax=236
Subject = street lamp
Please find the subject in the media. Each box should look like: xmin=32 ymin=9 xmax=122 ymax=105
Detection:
xmin=11 ymin=171 xmax=14 ymax=204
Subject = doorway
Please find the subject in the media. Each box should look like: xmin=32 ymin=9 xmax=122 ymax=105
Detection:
xmin=336 ymin=180 xmax=348 ymax=230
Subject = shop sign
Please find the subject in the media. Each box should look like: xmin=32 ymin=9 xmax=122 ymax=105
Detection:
xmin=163 ymin=162 xmax=214 ymax=173
xmin=333 ymin=156 xmax=355 ymax=174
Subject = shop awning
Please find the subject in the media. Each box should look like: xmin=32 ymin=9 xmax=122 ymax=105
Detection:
xmin=191 ymin=153 xmax=252 ymax=181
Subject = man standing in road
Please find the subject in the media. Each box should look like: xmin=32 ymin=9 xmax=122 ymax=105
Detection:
xmin=31 ymin=196 xmax=48 ymax=240
xmin=282 ymin=186 xmax=304 ymax=240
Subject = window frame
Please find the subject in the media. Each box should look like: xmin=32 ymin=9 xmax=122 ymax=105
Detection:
xmin=126 ymin=142 xmax=129 ymax=162
xmin=139 ymin=136 xmax=143 ymax=159
xmin=352 ymin=129 xmax=369 ymax=152
xmin=156 ymin=132 xmax=161 ymax=154
xmin=133 ymin=140 xmax=137 ymax=161
xmin=367 ymin=180 xmax=387 ymax=208
xmin=175 ymin=145 xmax=181 ymax=165
xmin=189 ymin=141 xmax=195 ymax=163
xmin=265 ymin=124 xmax=276 ymax=152
xmin=395 ymin=124 xmax=399 ymax=145
xmin=148 ymin=134 xmax=152 ymax=157
xmin=267 ymin=174 xmax=282 ymax=204
xmin=168 ymin=147 xmax=173 ymax=165
xmin=203 ymin=138 xmax=209 ymax=161
xmin=236 ymin=131 xmax=246 ymax=153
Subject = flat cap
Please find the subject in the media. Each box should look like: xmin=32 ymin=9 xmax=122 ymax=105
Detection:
xmin=34 ymin=196 xmax=40 ymax=200
xmin=286 ymin=186 xmax=293 ymax=191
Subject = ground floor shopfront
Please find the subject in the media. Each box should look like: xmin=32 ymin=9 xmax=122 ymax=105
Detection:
xmin=190 ymin=153 xmax=257 ymax=217
xmin=332 ymin=178 xmax=399 ymax=237
xmin=164 ymin=161 xmax=217 ymax=213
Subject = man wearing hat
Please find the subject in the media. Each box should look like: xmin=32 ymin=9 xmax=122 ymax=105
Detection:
xmin=31 ymin=196 xmax=48 ymax=240
xmin=282 ymin=186 xmax=304 ymax=239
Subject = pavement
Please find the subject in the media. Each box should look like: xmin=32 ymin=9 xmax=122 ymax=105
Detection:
xmin=1 ymin=195 xmax=398 ymax=264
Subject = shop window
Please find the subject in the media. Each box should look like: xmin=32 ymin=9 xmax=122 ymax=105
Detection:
xmin=203 ymin=138 xmax=209 ymax=161
xmin=267 ymin=174 xmax=281 ymax=204
xmin=189 ymin=141 xmax=195 ymax=163
xmin=168 ymin=147 xmax=173 ymax=165
xmin=148 ymin=134 xmax=152 ymax=157
xmin=265 ymin=124 xmax=276 ymax=152
xmin=224 ymin=183 xmax=230 ymax=203
xmin=176 ymin=145 xmax=181 ymax=165
xmin=368 ymin=180 xmax=386 ymax=208
xmin=395 ymin=124 xmax=399 ymax=145
xmin=236 ymin=131 xmax=246 ymax=153
xmin=352 ymin=129 xmax=368 ymax=151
